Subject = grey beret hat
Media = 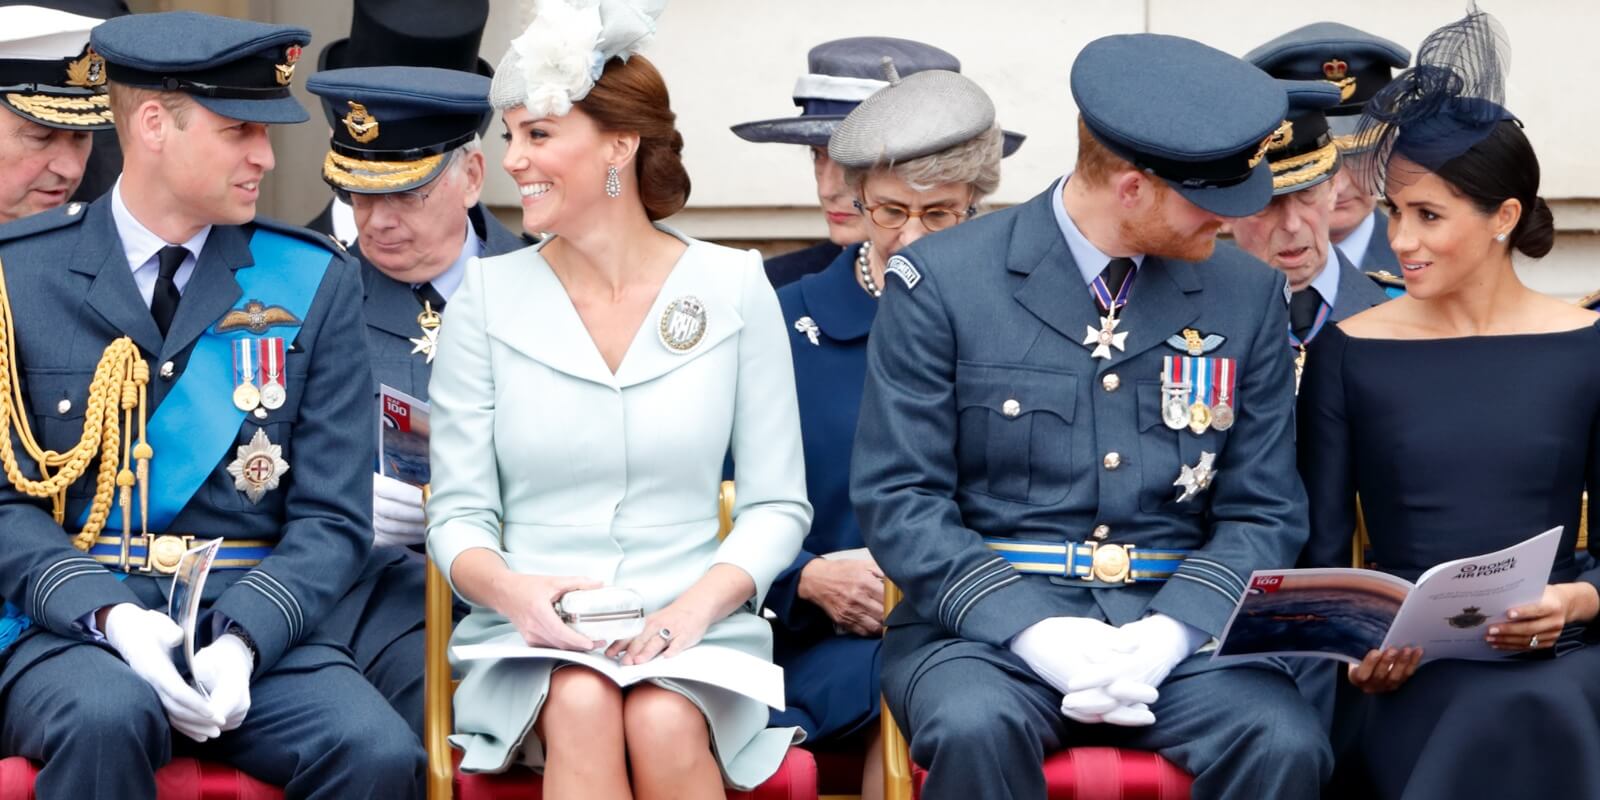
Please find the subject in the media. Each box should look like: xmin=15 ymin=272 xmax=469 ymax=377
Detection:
xmin=828 ymin=63 xmax=997 ymax=169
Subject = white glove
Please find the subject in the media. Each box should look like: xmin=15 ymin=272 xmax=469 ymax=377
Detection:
xmin=1061 ymin=614 xmax=1205 ymax=726
xmin=373 ymin=472 xmax=426 ymax=548
xmin=1008 ymin=616 xmax=1134 ymax=696
xmin=192 ymin=633 xmax=253 ymax=732
xmin=103 ymin=604 xmax=224 ymax=742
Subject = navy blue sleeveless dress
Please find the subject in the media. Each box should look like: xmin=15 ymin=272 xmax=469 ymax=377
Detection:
xmin=1298 ymin=321 xmax=1600 ymax=799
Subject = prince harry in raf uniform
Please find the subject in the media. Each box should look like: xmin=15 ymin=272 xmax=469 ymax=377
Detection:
xmin=852 ymin=34 xmax=1331 ymax=799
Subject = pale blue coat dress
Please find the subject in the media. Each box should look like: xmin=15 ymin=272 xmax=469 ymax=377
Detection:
xmin=425 ymin=226 xmax=812 ymax=789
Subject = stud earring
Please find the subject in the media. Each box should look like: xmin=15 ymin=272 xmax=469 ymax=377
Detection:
xmin=605 ymin=165 xmax=621 ymax=198
xmin=1495 ymin=233 xmax=1507 ymax=242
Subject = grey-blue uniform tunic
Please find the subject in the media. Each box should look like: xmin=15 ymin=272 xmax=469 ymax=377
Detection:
xmin=0 ymin=199 xmax=424 ymax=798
xmin=769 ymin=243 xmax=882 ymax=742
xmin=320 ymin=201 xmax=526 ymax=739
xmin=852 ymin=183 xmax=1331 ymax=799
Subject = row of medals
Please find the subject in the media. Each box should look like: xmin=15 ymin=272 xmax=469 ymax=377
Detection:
xmin=233 ymin=339 xmax=287 ymax=415
xmin=1160 ymin=384 xmax=1234 ymax=435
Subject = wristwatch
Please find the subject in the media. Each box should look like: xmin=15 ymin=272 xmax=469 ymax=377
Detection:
xmin=224 ymin=623 xmax=259 ymax=668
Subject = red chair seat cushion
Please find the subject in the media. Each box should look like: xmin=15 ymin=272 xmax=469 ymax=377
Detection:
xmin=0 ymin=756 xmax=283 ymax=799
xmin=912 ymin=747 xmax=1193 ymax=800
xmin=453 ymin=745 xmax=817 ymax=800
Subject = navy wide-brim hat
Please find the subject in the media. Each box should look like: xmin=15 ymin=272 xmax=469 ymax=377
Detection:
xmin=732 ymin=35 xmax=1025 ymax=157
xmin=307 ymin=66 xmax=491 ymax=194
xmin=91 ymin=11 xmax=310 ymax=125
xmin=1071 ymin=33 xmax=1287 ymax=218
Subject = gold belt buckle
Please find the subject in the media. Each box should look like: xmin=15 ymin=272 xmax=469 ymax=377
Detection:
xmin=140 ymin=534 xmax=194 ymax=575
xmin=1085 ymin=542 xmax=1136 ymax=584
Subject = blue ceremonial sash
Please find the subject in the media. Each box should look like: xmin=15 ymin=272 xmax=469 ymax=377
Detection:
xmin=0 ymin=601 xmax=26 ymax=652
xmin=76 ymin=228 xmax=330 ymax=532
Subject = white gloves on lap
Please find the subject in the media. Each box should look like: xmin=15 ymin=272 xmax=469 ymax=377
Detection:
xmin=104 ymin=604 xmax=223 ymax=742
xmin=373 ymin=472 xmax=426 ymax=548
xmin=193 ymin=633 xmax=253 ymax=732
xmin=1012 ymin=613 xmax=1205 ymax=727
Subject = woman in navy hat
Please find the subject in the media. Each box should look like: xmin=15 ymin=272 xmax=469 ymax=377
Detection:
xmin=1297 ymin=7 xmax=1600 ymax=798
xmin=761 ymin=60 xmax=1009 ymax=800
xmin=425 ymin=1 xmax=810 ymax=796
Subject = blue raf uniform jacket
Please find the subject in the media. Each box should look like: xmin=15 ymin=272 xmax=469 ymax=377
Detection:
xmin=1328 ymin=248 xmax=1392 ymax=322
xmin=0 ymin=198 xmax=372 ymax=685
xmin=768 ymin=243 xmax=874 ymax=634
xmin=357 ymin=203 xmax=528 ymax=401
xmin=851 ymin=186 xmax=1308 ymax=646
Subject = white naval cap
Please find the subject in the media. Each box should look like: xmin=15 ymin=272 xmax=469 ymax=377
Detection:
xmin=0 ymin=5 xmax=113 ymax=130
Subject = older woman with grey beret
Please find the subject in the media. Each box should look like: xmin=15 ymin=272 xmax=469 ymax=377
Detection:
xmin=766 ymin=61 xmax=1015 ymax=800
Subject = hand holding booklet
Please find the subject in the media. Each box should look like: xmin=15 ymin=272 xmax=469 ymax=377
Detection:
xmin=454 ymin=633 xmax=787 ymax=710
xmin=1214 ymin=526 xmax=1563 ymax=665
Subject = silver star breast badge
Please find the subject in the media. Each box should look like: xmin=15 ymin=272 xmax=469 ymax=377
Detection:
xmin=1173 ymin=451 xmax=1218 ymax=504
xmin=1083 ymin=315 xmax=1129 ymax=360
xmin=227 ymin=428 xmax=290 ymax=504
xmin=794 ymin=316 xmax=820 ymax=346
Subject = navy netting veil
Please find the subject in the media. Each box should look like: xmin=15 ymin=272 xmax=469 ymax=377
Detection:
xmin=1356 ymin=4 xmax=1518 ymax=192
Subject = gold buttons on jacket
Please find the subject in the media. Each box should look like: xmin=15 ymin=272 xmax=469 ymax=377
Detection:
xmin=1102 ymin=373 xmax=1121 ymax=392
xmin=1002 ymin=399 xmax=1021 ymax=417
xmin=1092 ymin=524 xmax=1110 ymax=540
xmin=1103 ymin=452 xmax=1122 ymax=470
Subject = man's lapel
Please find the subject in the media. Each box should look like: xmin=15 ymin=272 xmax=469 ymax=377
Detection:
xmin=157 ymin=225 xmax=248 ymax=364
xmin=72 ymin=200 xmax=163 ymax=357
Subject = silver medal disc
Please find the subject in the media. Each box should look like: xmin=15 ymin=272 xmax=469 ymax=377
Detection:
xmin=1162 ymin=391 xmax=1189 ymax=430
xmin=260 ymin=382 xmax=286 ymax=411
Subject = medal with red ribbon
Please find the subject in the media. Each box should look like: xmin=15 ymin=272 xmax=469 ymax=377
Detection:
xmin=1211 ymin=357 xmax=1237 ymax=431
xmin=258 ymin=337 xmax=286 ymax=411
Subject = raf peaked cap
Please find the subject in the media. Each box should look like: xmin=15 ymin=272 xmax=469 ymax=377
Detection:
xmin=0 ymin=5 xmax=113 ymax=130
xmin=316 ymin=0 xmax=493 ymax=132
xmin=733 ymin=36 xmax=1024 ymax=157
xmin=306 ymin=66 xmax=490 ymax=195
xmin=1071 ymin=33 xmax=1287 ymax=218
xmin=828 ymin=63 xmax=996 ymax=169
xmin=91 ymin=11 xmax=310 ymax=125
xmin=1246 ymin=22 xmax=1411 ymax=153
xmin=1265 ymin=80 xmax=1344 ymax=195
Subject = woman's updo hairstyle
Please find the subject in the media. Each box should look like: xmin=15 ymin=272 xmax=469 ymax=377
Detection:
xmin=577 ymin=55 xmax=690 ymax=221
xmin=1433 ymin=119 xmax=1553 ymax=259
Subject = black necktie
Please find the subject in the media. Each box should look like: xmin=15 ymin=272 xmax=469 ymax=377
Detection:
xmin=414 ymin=282 xmax=447 ymax=314
xmin=1289 ymin=288 xmax=1323 ymax=340
xmin=1096 ymin=257 xmax=1136 ymax=311
xmin=150 ymin=245 xmax=186 ymax=337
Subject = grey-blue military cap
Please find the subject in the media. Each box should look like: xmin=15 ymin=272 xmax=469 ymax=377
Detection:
xmin=91 ymin=11 xmax=310 ymax=125
xmin=1246 ymin=22 xmax=1410 ymax=153
xmin=1071 ymin=33 xmax=1287 ymax=218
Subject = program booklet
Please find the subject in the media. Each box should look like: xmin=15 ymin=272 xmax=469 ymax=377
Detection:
xmin=166 ymin=538 xmax=223 ymax=695
xmin=379 ymin=384 xmax=430 ymax=487
xmin=1214 ymin=526 xmax=1563 ymax=665
xmin=453 ymin=634 xmax=787 ymax=710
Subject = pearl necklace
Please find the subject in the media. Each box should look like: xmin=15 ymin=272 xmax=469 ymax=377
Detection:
xmin=856 ymin=242 xmax=882 ymax=298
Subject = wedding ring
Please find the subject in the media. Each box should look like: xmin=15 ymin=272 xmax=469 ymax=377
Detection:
xmin=659 ymin=628 xmax=673 ymax=641
xmin=1530 ymin=634 xmax=1539 ymax=648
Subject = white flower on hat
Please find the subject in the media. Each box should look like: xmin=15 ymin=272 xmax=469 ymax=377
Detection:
xmin=497 ymin=0 xmax=665 ymax=118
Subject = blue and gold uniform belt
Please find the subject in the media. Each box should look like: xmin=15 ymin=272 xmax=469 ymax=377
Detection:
xmin=983 ymin=538 xmax=1188 ymax=584
xmin=88 ymin=534 xmax=272 ymax=575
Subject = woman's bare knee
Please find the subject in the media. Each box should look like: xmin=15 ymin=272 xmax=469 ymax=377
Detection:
xmin=537 ymin=666 xmax=625 ymax=743
xmin=623 ymin=685 xmax=710 ymax=756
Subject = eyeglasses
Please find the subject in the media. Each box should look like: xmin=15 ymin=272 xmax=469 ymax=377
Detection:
xmin=853 ymin=199 xmax=976 ymax=232
xmin=336 ymin=183 xmax=439 ymax=213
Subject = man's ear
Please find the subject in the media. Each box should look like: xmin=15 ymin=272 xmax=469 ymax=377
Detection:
xmin=460 ymin=149 xmax=486 ymax=208
xmin=1111 ymin=169 xmax=1154 ymax=210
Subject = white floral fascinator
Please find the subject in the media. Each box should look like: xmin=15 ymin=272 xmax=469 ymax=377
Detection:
xmin=489 ymin=0 xmax=666 ymax=117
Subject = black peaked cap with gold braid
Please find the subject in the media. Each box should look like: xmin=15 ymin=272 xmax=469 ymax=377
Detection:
xmin=0 ymin=5 xmax=113 ymax=131
xmin=305 ymin=65 xmax=491 ymax=195
xmin=1264 ymin=80 xmax=1343 ymax=196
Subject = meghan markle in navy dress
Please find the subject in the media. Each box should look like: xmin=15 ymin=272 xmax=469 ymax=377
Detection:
xmin=1297 ymin=10 xmax=1600 ymax=797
